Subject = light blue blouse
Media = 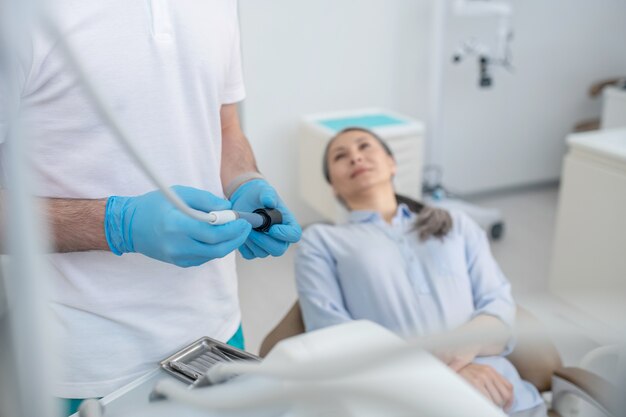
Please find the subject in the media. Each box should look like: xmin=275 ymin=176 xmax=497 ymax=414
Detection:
xmin=295 ymin=204 xmax=543 ymax=414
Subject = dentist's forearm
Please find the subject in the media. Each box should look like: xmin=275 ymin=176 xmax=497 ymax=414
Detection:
xmin=1 ymin=196 xmax=110 ymax=254
xmin=220 ymin=104 xmax=259 ymax=191
xmin=44 ymin=198 xmax=110 ymax=253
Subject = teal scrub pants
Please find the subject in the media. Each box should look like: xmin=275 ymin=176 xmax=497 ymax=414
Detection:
xmin=60 ymin=325 xmax=245 ymax=416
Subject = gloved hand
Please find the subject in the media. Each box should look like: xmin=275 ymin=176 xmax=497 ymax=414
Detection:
xmin=104 ymin=185 xmax=251 ymax=267
xmin=416 ymin=206 xmax=453 ymax=240
xmin=229 ymin=179 xmax=302 ymax=259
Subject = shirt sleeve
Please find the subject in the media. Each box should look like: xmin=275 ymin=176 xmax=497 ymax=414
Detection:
xmin=295 ymin=227 xmax=353 ymax=332
xmin=460 ymin=212 xmax=517 ymax=355
xmin=220 ymin=5 xmax=246 ymax=105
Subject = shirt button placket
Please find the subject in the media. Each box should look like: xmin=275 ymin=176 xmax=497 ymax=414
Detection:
xmin=405 ymin=235 xmax=430 ymax=294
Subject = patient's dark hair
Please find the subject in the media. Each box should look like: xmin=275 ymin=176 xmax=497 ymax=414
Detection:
xmin=322 ymin=127 xmax=425 ymax=214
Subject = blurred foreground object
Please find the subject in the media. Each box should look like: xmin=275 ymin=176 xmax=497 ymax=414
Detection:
xmin=261 ymin=303 xmax=621 ymax=417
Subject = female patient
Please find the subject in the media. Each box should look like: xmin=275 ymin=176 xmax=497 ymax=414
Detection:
xmin=295 ymin=127 xmax=546 ymax=416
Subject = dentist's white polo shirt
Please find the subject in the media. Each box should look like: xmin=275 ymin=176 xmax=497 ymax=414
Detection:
xmin=0 ymin=0 xmax=246 ymax=398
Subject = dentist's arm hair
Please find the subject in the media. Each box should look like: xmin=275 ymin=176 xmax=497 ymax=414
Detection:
xmin=0 ymin=195 xmax=109 ymax=253
xmin=220 ymin=104 xmax=259 ymax=192
xmin=44 ymin=198 xmax=110 ymax=252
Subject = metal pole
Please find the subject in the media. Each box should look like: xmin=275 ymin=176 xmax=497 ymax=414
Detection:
xmin=0 ymin=0 xmax=60 ymax=415
xmin=426 ymin=0 xmax=448 ymax=170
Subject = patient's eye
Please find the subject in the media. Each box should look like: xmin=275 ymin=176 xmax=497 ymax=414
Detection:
xmin=333 ymin=153 xmax=346 ymax=161
xmin=359 ymin=142 xmax=371 ymax=150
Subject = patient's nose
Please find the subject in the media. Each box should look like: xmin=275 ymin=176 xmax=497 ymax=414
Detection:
xmin=350 ymin=152 xmax=363 ymax=165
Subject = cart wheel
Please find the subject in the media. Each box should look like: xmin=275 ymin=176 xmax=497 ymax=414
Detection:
xmin=490 ymin=222 xmax=504 ymax=240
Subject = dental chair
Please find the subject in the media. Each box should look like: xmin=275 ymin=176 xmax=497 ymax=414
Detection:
xmin=260 ymin=303 xmax=620 ymax=417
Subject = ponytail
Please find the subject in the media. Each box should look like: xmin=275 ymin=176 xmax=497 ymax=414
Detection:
xmin=396 ymin=194 xmax=452 ymax=240
xmin=395 ymin=194 xmax=424 ymax=214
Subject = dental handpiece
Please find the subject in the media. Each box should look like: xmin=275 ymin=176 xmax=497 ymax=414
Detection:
xmin=207 ymin=208 xmax=282 ymax=232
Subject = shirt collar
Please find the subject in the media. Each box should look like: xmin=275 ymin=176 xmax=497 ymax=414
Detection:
xmin=348 ymin=203 xmax=413 ymax=224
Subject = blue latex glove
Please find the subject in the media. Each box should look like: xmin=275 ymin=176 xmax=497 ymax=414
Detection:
xmin=229 ymin=179 xmax=302 ymax=259
xmin=104 ymin=185 xmax=251 ymax=267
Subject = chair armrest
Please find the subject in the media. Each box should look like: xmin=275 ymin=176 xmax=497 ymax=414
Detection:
xmin=259 ymin=302 xmax=305 ymax=358
xmin=552 ymin=367 xmax=619 ymax=417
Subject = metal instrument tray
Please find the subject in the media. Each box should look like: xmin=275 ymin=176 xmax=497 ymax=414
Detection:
xmin=160 ymin=336 xmax=260 ymax=384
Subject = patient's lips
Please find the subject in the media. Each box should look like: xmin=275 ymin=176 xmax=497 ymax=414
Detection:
xmin=350 ymin=167 xmax=371 ymax=179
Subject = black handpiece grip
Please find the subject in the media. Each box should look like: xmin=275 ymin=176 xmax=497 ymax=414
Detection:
xmin=252 ymin=208 xmax=282 ymax=232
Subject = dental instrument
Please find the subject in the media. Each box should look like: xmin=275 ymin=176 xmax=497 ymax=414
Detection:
xmin=207 ymin=208 xmax=283 ymax=232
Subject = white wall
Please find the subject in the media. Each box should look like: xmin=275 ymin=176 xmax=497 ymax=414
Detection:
xmin=442 ymin=0 xmax=626 ymax=193
xmin=239 ymin=0 xmax=626 ymax=224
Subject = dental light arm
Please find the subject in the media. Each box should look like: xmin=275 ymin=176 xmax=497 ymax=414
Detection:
xmin=451 ymin=0 xmax=514 ymax=87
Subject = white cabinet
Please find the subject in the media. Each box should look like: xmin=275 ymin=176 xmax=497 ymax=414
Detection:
xmin=549 ymin=128 xmax=626 ymax=332
xmin=299 ymin=109 xmax=424 ymax=222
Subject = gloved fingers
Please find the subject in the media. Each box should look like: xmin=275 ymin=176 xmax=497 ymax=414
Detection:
xmin=229 ymin=179 xmax=269 ymax=207
xmin=267 ymin=201 xmax=301 ymax=243
xmin=229 ymin=179 xmax=301 ymax=249
xmin=248 ymin=230 xmax=289 ymax=257
xmin=267 ymin=223 xmax=302 ymax=243
xmin=238 ymin=244 xmax=257 ymax=260
xmin=173 ymin=252 xmax=238 ymax=268
xmin=166 ymin=230 xmax=250 ymax=267
xmin=172 ymin=185 xmax=231 ymax=212
xmin=183 ymin=218 xmax=251 ymax=245
xmin=243 ymin=234 xmax=271 ymax=258
xmin=188 ymin=230 xmax=251 ymax=261
xmin=259 ymin=187 xmax=278 ymax=209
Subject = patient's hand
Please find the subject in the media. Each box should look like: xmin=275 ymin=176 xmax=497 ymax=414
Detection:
xmin=458 ymin=363 xmax=514 ymax=411
xmin=434 ymin=344 xmax=480 ymax=372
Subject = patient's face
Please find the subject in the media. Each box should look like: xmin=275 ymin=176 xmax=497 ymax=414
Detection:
xmin=326 ymin=130 xmax=396 ymax=201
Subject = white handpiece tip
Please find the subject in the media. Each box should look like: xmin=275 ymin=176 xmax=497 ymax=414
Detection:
xmin=206 ymin=210 xmax=238 ymax=225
